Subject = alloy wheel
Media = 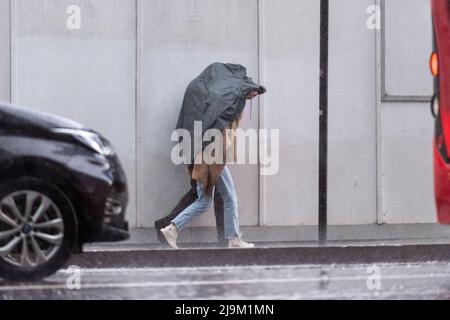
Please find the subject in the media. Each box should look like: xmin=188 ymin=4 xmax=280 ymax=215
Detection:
xmin=0 ymin=191 xmax=64 ymax=268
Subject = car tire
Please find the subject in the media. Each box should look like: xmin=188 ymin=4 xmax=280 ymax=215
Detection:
xmin=0 ymin=177 xmax=77 ymax=282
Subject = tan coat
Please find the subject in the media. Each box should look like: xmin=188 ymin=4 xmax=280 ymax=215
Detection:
xmin=190 ymin=112 xmax=244 ymax=195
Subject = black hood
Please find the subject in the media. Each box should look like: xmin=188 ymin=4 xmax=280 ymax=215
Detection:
xmin=0 ymin=101 xmax=86 ymax=131
xmin=176 ymin=62 xmax=266 ymax=163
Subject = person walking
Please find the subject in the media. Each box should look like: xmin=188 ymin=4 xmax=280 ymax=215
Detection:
xmin=160 ymin=62 xmax=266 ymax=249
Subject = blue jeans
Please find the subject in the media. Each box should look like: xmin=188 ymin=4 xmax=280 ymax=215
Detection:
xmin=172 ymin=166 xmax=241 ymax=239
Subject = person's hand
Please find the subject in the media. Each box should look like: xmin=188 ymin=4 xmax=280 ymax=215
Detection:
xmin=246 ymin=90 xmax=258 ymax=100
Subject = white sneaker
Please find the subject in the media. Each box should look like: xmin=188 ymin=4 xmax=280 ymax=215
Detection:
xmin=228 ymin=238 xmax=255 ymax=249
xmin=160 ymin=224 xmax=178 ymax=249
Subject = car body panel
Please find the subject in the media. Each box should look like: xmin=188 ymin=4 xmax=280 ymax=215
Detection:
xmin=0 ymin=102 xmax=129 ymax=247
xmin=0 ymin=101 xmax=85 ymax=130
xmin=432 ymin=0 xmax=450 ymax=223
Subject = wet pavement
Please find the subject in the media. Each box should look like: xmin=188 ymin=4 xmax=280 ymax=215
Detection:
xmin=2 ymin=261 xmax=450 ymax=299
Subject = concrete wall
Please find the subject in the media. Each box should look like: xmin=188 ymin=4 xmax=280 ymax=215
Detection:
xmin=2 ymin=0 xmax=438 ymax=229
xmin=260 ymin=0 xmax=320 ymax=226
xmin=0 ymin=0 xmax=10 ymax=102
xmin=384 ymin=0 xmax=433 ymax=97
xmin=382 ymin=102 xmax=435 ymax=223
xmin=381 ymin=0 xmax=435 ymax=224
xmin=12 ymin=0 xmax=137 ymax=225
xmin=328 ymin=0 xmax=377 ymax=225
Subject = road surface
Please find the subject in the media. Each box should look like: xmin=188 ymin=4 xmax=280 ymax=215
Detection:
xmin=1 ymin=261 xmax=450 ymax=299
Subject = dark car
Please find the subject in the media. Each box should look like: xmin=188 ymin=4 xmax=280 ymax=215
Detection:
xmin=0 ymin=101 xmax=129 ymax=281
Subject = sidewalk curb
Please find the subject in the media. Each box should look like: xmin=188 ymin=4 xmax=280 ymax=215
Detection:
xmin=68 ymin=244 xmax=450 ymax=268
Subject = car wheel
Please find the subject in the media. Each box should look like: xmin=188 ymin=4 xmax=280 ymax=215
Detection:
xmin=0 ymin=178 xmax=77 ymax=282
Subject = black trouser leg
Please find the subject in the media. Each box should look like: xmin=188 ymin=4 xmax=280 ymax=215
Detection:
xmin=213 ymin=188 xmax=226 ymax=245
xmin=154 ymin=180 xmax=197 ymax=245
xmin=155 ymin=181 xmax=197 ymax=228
xmin=154 ymin=180 xmax=226 ymax=245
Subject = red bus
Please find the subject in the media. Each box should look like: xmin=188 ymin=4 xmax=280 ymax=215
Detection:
xmin=431 ymin=0 xmax=450 ymax=223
